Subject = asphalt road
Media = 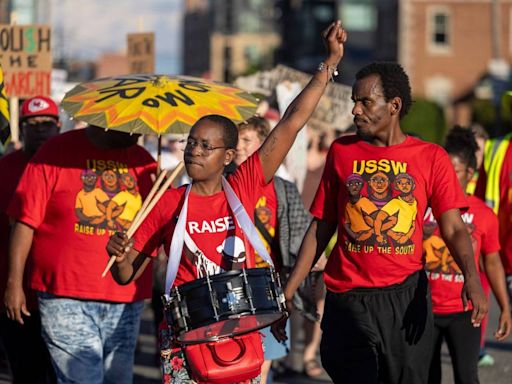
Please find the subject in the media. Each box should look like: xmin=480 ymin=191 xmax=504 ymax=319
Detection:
xmin=1 ymin=296 xmax=511 ymax=384
xmin=130 ymin=296 xmax=512 ymax=384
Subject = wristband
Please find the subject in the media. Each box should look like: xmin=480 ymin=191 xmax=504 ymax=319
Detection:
xmin=318 ymin=61 xmax=339 ymax=82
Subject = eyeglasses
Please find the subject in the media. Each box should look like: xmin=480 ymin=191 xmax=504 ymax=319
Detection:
xmin=180 ymin=138 xmax=229 ymax=156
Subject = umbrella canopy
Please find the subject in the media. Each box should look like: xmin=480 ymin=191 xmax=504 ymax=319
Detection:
xmin=61 ymin=74 xmax=259 ymax=135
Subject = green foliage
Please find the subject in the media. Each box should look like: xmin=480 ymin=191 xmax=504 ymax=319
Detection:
xmin=470 ymin=98 xmax=512 ymax=136
xmin=401 ymin=98 xmax=447 ymax=144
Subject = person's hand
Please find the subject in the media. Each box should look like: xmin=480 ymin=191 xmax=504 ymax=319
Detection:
xmin=494 ymin=309 xmax=511 ymax=341
xmin=106 ymin=232 xmax=133 ymax=264
xmin=322 ymin=20 xmax=347 ymax=66
xmin=4 ymin=284 xmax=30 ymax=325
xmin=271 ymin=313 xmax=289 ymax=343
xmin=461 ymin=276 xmax=488 ymax=327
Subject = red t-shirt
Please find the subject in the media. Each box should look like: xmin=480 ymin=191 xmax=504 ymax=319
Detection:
xmin=0 ymin=149 xmax=38 ymax=310
xmin=254 ymin=181 xmax=280 ymax=269
xmin=7 ymin=129 xmax=156 ymax=302
xmin=476 ymin=144 xmax=512 ymax=274
xmin=424 ymin=195 xmax=500 ymax=314
xmin=133 ymin=153 xmax=266 ymax=288
xmin=310 ymin=135 xmax=467 ymax=293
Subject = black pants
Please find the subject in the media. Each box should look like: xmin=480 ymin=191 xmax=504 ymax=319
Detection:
xmin=429 ymin=311 xmax=480 ymax=384
xmin=320 ymin=271 xmax=433 ymax=384
xmin=0 ymin=312 xmax=56 ymax=384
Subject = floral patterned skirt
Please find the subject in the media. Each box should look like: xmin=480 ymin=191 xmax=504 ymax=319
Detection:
xmin=159 ymin=322 xmax=261 ymax=384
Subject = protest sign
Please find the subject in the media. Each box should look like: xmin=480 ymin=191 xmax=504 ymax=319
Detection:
xmin=0 ymin=24 xmax=52 ymax=98
xmin=235 ymin=65 xmax=353 ymax=131
xmin=127 ymin=32 xmax=155 ymax=74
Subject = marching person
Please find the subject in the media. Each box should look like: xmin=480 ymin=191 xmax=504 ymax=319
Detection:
xmin=424 ymin=126 xmax=511 ymax=384
xmin=106 ymin=21 xmax=347 ymax=383
xmin=273 ymin=62 xmax=487 ymax=384
xmin=4 ymin=124 xmax=157 ymax=384
xmin=0 ymin=96 xmax=60 ymax=384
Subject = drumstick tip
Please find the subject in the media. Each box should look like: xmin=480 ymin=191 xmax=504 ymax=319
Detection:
xmin=101 ymin=255 xmax=117 ymax=278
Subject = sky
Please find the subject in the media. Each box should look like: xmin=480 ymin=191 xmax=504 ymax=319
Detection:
xmin=48 ymin=0 xmax=184 ymax=74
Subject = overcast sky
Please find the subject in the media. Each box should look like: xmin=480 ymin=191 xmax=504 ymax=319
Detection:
xmin=49 ymin=0 xmax=184 ymax=74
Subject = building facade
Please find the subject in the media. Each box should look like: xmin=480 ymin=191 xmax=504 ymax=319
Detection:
xmin=400 ymin=0 xmax=512 ymax=108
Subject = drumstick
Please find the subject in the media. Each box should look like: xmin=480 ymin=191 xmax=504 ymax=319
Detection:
xmin=130 ymin=167 xmax=168 ymax=231
xmin=127 ymin=161 xmax=184 ymax=237
xmin=101 ymin=161 xmax=185 ymax=278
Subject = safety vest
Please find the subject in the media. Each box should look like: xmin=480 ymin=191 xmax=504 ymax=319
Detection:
xmin=482 ymin=133 xmax=512 ymax=213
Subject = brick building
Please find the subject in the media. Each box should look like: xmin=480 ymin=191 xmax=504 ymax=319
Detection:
xmin=399 ymin=0 xmax=512 ymax=125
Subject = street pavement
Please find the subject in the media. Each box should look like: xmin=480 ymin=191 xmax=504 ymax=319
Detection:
xmin=1 ymin=296 xmax=511 ymax=383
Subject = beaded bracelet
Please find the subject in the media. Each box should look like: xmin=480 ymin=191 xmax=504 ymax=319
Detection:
xmin=318 ymin=61 xmax=339 ymax=82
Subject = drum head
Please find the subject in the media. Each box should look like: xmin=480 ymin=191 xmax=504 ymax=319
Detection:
xmin=177 ymin=312 xmax=285 ymax=344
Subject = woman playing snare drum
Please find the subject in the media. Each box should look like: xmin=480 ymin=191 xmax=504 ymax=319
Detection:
xmin=106 ymin=21 xmax=346 ymax=383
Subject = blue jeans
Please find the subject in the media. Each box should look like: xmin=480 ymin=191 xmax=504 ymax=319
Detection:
xmin=37 ymin=292 xmax=144 ymax=384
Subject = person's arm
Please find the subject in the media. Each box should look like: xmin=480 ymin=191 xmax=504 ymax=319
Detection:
xmin=272 ymin=218 xmax=336 ymax=341
xmin=4 ymin=221 xmax=34 ymax=325
xmin=482 ymin=251 xmax=511 ymax=341
xmin=258 ymin=21 xmax=347 ymax=183
xmin=437 ymin=209 xmax=488 ymax=326
xmin=106 ymin=232 xmax=152 ymax=285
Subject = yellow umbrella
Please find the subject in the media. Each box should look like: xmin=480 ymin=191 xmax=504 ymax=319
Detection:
xmin=61 ymin=74 xmax=259 ymax=135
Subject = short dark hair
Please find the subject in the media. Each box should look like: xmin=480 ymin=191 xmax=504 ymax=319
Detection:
xmin=444 ymin=125 xmax=478 ymax=170
xmin=355 ymin=62 xmax=412 ymax=119
xmin=194 ymin=114 xmax=238 ymax=149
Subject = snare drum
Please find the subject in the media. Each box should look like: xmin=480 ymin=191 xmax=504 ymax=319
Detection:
xmin=163 ymin=268 xmax=286 ymax=344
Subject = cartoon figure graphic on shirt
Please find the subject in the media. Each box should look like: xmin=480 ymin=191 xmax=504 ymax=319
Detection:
xmin=101 ymin=169 xmax=120 ymax=198
xmin=344 ymin=173 xmax=378 ymax=242
xmin=75 ymin=169 xmax=109 ymax=226
xmin=424 ymin=233 xmax=462 ymax=275
xmin=368 ymin=171 xmax=393 ymax=209
xmin=105 ymin=173 xmax=142 ymax=230
xmin=423 ymin=211 xmax=475 ymax=276
xmin=183 ymin=243 xmax=223 ymax=279
xmin=374 ymin=173 xmax=417 ymax=245
xmin=216 ymin=236 xmax=247 ymax=270
xmin=254 ymin=196 xmax=275 ymax=267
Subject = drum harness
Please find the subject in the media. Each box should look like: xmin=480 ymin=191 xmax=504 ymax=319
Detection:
xmin=163 ymin=178 xmax=287 ymax=332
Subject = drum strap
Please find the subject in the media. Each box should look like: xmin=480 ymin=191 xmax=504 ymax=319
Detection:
xmin=164 ymin=177 xmax=274 ymax=298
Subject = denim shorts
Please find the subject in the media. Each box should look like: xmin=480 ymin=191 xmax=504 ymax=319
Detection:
xmin=37 ymin=292 xmax=144 ymax=384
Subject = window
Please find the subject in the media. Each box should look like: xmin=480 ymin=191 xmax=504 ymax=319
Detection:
xmin=339 ymin=1 xmax=377 ymax=32
xmin=428 ymin=8 xmax=451 ymax=53
xmin=433 ymin=13 xmax=449 ymax=45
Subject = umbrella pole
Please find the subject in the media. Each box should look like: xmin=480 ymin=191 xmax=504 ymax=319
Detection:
xmin=157 ymin=135 xmax=162 ymax=175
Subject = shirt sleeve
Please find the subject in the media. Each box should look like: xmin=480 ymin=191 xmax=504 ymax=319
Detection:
xmin=310 ymin=145 xmax=339 ymax=223
xmin=6 ymin=156 xmax=57 ymax=229
xmin=132 ymin=191 xmax=175 ymax=258
xmin=228 ymin=152 xmax=267 ymax=207
xmin=480 ymin=207 xmax=501 ymax=255
xmin=428 ymin=146 xmax=468 ymax=219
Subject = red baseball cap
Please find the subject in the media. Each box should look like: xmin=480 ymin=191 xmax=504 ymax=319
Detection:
xmin=20 ymin=96 xmax=59 ymax=121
